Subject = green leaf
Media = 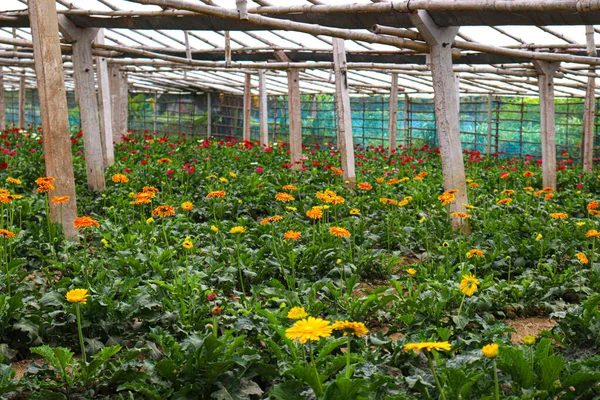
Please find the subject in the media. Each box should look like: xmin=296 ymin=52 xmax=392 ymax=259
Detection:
xmin=270 ymin=380 xmax=305 ymax=400
xmin=323 ymin=377 xmax=367 ymax=400
xmin=317 ymin=337 xmax=347 ymax=362
xmin=290 ymin=365 xmax=323 ymax=397
xmin=117 ymin=381 xmax=164 ymax=400
xmin=497 ymin=346 xmax=534 ymax=390
xmin=85 ymin=345 xmax=122 ymax=379
xmin=539 ymin=355 xmax=564 ymax=392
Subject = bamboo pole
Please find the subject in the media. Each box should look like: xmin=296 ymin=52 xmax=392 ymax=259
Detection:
xmin=0 ymin=67 xmax=4 ymax=131
xmin=243 ymin=73 xmax=251 ymax=141
xmin=206 ymin=92 xmax=212 ymax=138
xmin=258 ymin=69 xmax=268 ymax=148
xmin=486 ymin=93 xmax=493 ymax=156
xmin=18 ymin=72 xmax=25 ymax=128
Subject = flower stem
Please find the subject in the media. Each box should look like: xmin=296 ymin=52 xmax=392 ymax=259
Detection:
xmin=492 ymin=359 xmax=500 ymax=400
xmin=426 ymin=351 xmax=446 ymax=400
xmin=75 ymin=303 xmax=87 ymax=364
xmin=345 ymin=335 xmax=351 ymax=379
xmin=457 ymin=293 xmax=466 ymax=316
xmin=309 ymin=344 xmax=323 ymax=397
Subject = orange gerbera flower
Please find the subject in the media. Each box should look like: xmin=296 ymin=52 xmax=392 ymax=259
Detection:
xmin=73 ymin=216 xmax=100 ymax=229
xmin=131 ymin=192 xmax=152 ymax=205
xmin=357 ymin=182 xmax=372 ymax=190
xmin=282 ymin=185 xmax=297 ymax=191
xmin=206 ymin=190 xmax=226 ymax=198
xmin=275 ymin=192 xmax=295 ymax=202
xmin=550 ymin=213 xmax=568 ymax=219
xmin=111 ymin=174 xmax=129 ymax=183
xmin=497 ymin=198 xmax=512 ymax=205
xmin=329 ymin=226 xmax=351 ymax=238
xmin=157 ymin=158 xmax=172 ymax=164
xmin=283 ymin=230 xmax=301 ymax=241
xmin=306 ymin=208 xmax=323 ymax=220
xmin=152 ymin=205 xmax=175 ymax=218
xmin=0 ymin=229 xmax=15 ymax=238
xmin=51 ymin=196 xmax=70 ymax=204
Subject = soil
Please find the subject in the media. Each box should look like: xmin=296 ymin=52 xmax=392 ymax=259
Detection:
xmin=506 ymin=317 xmax=557 ymax=344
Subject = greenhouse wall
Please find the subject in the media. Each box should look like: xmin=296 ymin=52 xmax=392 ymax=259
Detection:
xmin=3 ymin=89 xmax=597 ymax=160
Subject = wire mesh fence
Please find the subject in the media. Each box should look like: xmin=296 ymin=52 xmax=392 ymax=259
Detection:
xmin=2 ymin=88 xmax=597 ymax=160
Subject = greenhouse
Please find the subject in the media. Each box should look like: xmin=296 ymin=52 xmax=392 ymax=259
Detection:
xmin=0 ymin=0 xmax=599 ymax=399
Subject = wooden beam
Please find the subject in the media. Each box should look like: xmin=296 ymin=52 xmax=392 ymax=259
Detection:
xmin=288 ymin=69 xmax=302 ymax=170
xmin=410 ymin=10 xmax=469 ymax=231
xmin=583 ymin=25 xmax=596 ymax=172
xmin=108 ymin=65 xmax=128 ymax=144
xmin=18 ymin=72 xmax=25 ymax=128
xmin=0 ymin=67 xmax=5 ymax=131
xmin=243 ymin=73 xmax=252 ymax=141
xmin=533 ymin=60 xmax=560 ymax=190
xmin=388 ymin=72 xmax=398 ymax=155
xmin=59 ymin=17 xmax=106 ymax=191
xmin=332 ymin=38 xmax=356 ymax=189
xmin=95 ymin=29 xmax=115 ymax=167
xmin=29 ymin=0 xmax=79 ymax=239
xmin=258 ymin=69 xmax=268 ymax=148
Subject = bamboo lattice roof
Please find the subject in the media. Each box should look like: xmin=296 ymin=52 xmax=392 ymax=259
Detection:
xmin=1 ymin=0 xmax=600 ymax=97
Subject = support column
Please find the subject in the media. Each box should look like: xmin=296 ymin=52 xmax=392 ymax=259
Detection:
xmin=582 ymin=25 xmax=596 ymax=172
xmin=486 ymin=93 xmax=493 ymax=156
xmin=0 ymin=67 xmax=5 ymax=131
xmin=108 ymin=65 xmax=128 ymax=144
xmin=332 ymin=38 xmax=356 ymax=188
xmin=29 ymin=0 xmax=78 ymax=239
xmin=95 ymin=29 xmax=114 ymax=167
xmin=207 ymin=92 xmax=212 ymax=138
xmin=287 ymin=69 xmax=302 ymax=170
xmin=258 ymin=69 xmax=268 ymax=148
xmin=59 ymin=16 xmax=105 ymax=191
xmin=404 ymin=93 xmax=410 ymax=148
xmin=153 ymin=92 xmax=158 ymax=133
xmin=389 ymin=72 xmax=399 ymax=155
xmin=410 ymin=11 xmax=468 ymax=230
xmin=534 ymin=60 xmax=560 ymax=190
xmin=243 ymin=73 xmax=252 ymax=142
xmin=18 ymin=73 xmax=25 ymax=128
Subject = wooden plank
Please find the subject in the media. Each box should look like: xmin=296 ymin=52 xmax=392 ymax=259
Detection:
xmin=287 ymin=68 xmax=302 ymax=170
xmin=410 ymin=10 xmax=469 ymax=232
xmin=258 ymin=69 xmax=268 ymax=148
xmin=18 ymin=73 xmax=25 ymax=128
xmin=243 ymin=73 xmax=251 ymax=142
xmin=388 ymin=72 xmax=398 ymax=155
xmin=333 ymin=38 xmax=356 ymax=188
xmin=582 ymin=25 xmax=596 ymax=172
xmin=95 ymin=29 xmax=115 ymax=167
xmin=0 ymin=67 xmax=4 ymax=131
xmin=29 ymin=0 xmax=78 ymax=239
xmin=59 ymin=17 xmax=106 ymax=191
xmin=206 ymin=92 xmax=212 ymax=138
xmin=533 ymin=60 xmax=560 ymax=189
xmin=108 ymin=65 xmax=128 ymax=144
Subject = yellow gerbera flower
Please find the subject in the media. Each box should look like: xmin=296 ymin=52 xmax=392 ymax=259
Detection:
xmin=482 ymin=343 xmax=499 ymax=358
xmin=287 ymin=307 xmax=308 ymax=319
xmin=404 ymin=341 xmax=452 ymax=352
xmin=460 ymin=273 xmax=480 ymax=296
xmin=66 ymin=289 xmax=90 ymax=304
xmin=285 ymin=317 xmax=333 ymax=344
xmin=331 ymin=320 xmax=369 ymax=337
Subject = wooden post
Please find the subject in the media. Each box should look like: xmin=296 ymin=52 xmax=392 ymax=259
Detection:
xmin=95 ymin=29 xmax=114 ymax=167
xmin=153 ymin=92 xmax=158 ymax=133
xmin=59 ymin=16 xmax=106 ymax=191
xmin=224 ymin=31 xmax=231 ymax=66
xmin=410 ymin=10 xmax=468 ymax=231
xmin=287 ymin=69 xmax=302 ymax=170
xmin=486 ymin=93 xmax=493 ymax=156
xmin=0 ymin=67 xmax=5 ymax=131
xmin=258 ymin=69 xmax=268 ymax=148
xmin=29 ymin=0 xmax=78 ymax=239
xmin=389 ymin=72 xmax=399 ymax=155
xmin=206 ymin=92 xmax=212 ymax=138
xmin=404 ymin=93 xmax=410 ymax=148
xmin=533 ymin=60 xmax=560 ymax=190
xmin=18 ymin=73 xmax=25 ymax=128
xmin=582 ymin=25 xmax=596 ymax=172
xmin=332 ymin=38 xmax=357 ymax=189
xmin=109 ymin=65 xmax=128 ymax=144
xmin=243 ymin=73 xmax=252 ymax=142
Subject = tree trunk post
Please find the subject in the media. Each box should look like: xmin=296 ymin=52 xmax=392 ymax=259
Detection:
xmin=258 ymin=69 xmax=269 ymax=148
xmin=389 ymin=72 xmax=399 ymax=155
